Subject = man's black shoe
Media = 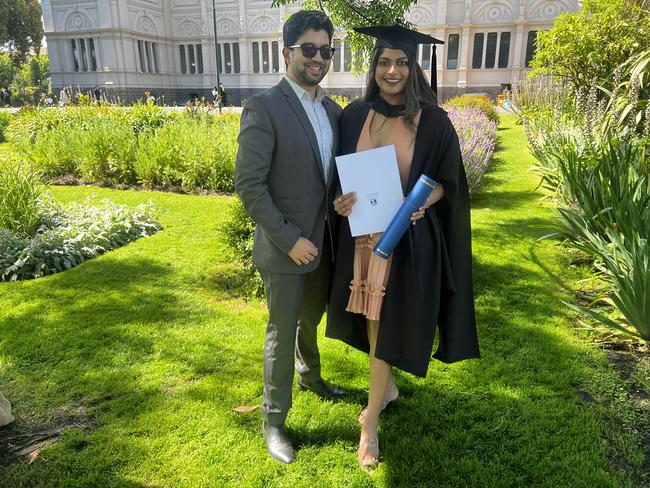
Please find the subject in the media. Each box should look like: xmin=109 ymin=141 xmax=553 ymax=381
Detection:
xmin=262 ymin=421 xmax=295 ymax=464
xmin=297 ymin=378 xmax=347 ymax=398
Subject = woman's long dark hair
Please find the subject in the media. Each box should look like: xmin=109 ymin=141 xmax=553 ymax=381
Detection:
xmin=364 ymin=46 xmax=438 ymax=130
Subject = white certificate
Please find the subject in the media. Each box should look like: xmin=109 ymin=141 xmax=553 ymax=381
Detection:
xmin=335 ymin=145 xmax=404 ymax=237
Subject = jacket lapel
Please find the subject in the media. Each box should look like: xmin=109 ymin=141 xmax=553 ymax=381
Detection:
xmin=279 ymin=78 xmax=326 ymax=184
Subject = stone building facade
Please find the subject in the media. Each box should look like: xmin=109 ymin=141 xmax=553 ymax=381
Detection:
xmin=42 ymin=0 xmax=580 ymax=105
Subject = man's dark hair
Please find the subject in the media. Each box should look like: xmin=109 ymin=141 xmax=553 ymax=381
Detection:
xmin=283 ymin=10 xmax=334 ymax=46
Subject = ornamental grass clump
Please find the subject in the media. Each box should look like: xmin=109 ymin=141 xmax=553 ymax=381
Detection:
xmin=0 ymin=161 xmax=51 ymax=237
xmin=446 ymin=106 xmax=498 ymax=193
xmin=551 ymin=139 xmax=650 ymax=341
xmin=527 ymin=105 xmax=650 ymax=341
xmin=134 ymin=115 xmax=238 ymax=192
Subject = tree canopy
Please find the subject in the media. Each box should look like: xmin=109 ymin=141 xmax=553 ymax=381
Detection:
xmin=0 ymin=0 xmax=44 ymax=58
xmin=271 ymin=0 xmax=417 ymax=71
xmin=529 ymin=0 xmax=650 ymax=91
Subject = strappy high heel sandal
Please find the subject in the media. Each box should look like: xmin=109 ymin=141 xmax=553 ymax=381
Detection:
xmin=358 ymin=384 xmax=399 ymax=423
xmin=358 ymin=435 xmax=380 ymax=470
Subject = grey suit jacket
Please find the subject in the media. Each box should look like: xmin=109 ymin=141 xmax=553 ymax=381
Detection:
xmin=235 ymin=78 xmax=342 ymax=274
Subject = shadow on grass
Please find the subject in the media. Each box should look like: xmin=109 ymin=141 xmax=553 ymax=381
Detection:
xmin=370 ymin=253 xmax=615 ymax=487
xmin=0 ymin=255 xmax=256 ymax=484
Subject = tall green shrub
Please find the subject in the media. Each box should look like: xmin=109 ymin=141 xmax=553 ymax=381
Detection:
xmin=6 ymin=106 xmax=239 ymax=192
xmin=0 ymin=161 xmax=50 ymax=237
xmin=0 ymin=111 xmax=11 ymax=142
xmin=530 ymin=0 xmax=650 ymax=91
xmin=221 ymin=197 xmax=264 ymax=297
xmin=76 ymin=118 xmax=137 ymax=184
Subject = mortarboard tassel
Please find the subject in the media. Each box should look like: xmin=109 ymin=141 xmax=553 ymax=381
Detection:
xmin=431 ymin=45 xmax=438 ymax=97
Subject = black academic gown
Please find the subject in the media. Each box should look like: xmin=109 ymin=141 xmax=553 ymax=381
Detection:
xmin=326 ymin=100 xmax=480 ymax=377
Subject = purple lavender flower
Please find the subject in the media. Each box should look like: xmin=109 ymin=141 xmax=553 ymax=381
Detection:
xmin=446 ymin=106 xmax=498 ymax=194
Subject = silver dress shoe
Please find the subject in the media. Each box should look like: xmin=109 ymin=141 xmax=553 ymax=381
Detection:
xmin=262 ymin=421 xmax=295 ymax=464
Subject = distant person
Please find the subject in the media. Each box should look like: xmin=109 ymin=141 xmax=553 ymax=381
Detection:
xmin=211 ymin=85 xmax=219 ymax=103
xmin=219 ymin=83 xmax=228 ymax=106
xmin=93 ymin=86 xmax=102 ymax=105
xmin=59 ymin=87 xmax=70 ymax=107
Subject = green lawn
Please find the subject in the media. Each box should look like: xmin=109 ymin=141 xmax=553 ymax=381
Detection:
xmin=0 ymin=115 xmax=646 ymax=487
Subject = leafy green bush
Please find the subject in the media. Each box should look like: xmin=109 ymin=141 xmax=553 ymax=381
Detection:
xmin=0 ymin=198 xmax=161 ymax=281
xmin=128 ymin=100 xmax=174 ymax=134
xmin=530 ymin=0 xmax=650 ymax=92
xmin=77 ymin=118 xmax=137 ymax=184
xmin=134 ymin=116 xmax=237 ymax=191
xmin=6 ymin=107 xmax=239 ymax=192
xmin=0 ymin=161 xmax=51 ymax=237
xmin=0 ymin=111 xmax=11 ymax=142
xmin=603 ymin=48 xmax=650 ymax=137
xmin=220 ymin=197 xmax=263 ymax=297
xmin=444 ymin=95 xmax=498 ymax=123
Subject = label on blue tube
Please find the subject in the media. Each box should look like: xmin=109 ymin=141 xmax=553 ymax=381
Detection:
xmin=373 ymin=175 xmax=437 ymax=259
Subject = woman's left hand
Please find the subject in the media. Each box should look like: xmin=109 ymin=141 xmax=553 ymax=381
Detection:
xmin=410 ymin=206 xmax=426 ymax=225
xmin=410 ymin=183 xmax=444 ymax=225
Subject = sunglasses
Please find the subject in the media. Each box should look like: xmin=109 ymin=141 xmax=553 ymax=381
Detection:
xmin=288 ymin=44 xmax=336 ymax=60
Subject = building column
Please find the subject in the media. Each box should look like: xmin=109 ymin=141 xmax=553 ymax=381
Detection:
xmin=435 ymin=0 xmax=448 ymax=23
xmin=238 ymin=0 xmax=250 ymax=86
xmin=97 ymin=0 xmax=111 ymax=29
xmin=162 ymin=0 xmax=174 ymax=77
xmin=41 ymin=0 xmax=54 ymax=31
xmin=457 ymin=25 xmax=471 ymax=94
xmin=511 ymin=0 xmax=527 ymax=82
xmin=511 ymin=21 xmax=526 ymax=82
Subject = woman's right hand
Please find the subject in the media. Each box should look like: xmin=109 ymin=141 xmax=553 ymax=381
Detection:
xmin=334 ymin=192 xmax=357 ymax=216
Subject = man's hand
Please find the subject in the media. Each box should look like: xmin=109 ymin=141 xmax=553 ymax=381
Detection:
xmin=333 ymin=192 xmax=357 ymax=217
xmin=288 ymin=237 xmax=319 ymax=265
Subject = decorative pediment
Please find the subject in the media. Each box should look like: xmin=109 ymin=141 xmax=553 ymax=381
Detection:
xmin=249 ymin=15 xmax=278 ymax=34
xmin=134 ymin=14 xmax=159 ymax=34
xmin=406 ymin=4 xmax=436 ymax=26
xmin=474 ymin=1 xmax=516 ymax=24
xmin=64 ymin=11 xmax=95 ymax=31
xmin=217 ymin=18 xmax=239 ymax=36
xmin=177 ymin=19 xmax=202 ymax=36
xmin=527 ymin=0 xmax=575 ymax=22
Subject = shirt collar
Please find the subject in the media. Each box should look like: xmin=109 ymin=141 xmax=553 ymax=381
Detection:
xmin=284 ymin=75 xmax=326 ymax=103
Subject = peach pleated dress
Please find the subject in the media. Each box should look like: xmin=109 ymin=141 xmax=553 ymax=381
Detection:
xmin=346 ymin=109 xmax=420 ymax=321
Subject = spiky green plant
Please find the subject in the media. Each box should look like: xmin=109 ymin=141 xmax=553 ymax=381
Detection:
xmin=0 ymin=160 xmax=50 ymax=237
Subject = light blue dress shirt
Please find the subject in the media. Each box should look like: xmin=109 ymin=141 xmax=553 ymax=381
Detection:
xmin=284 ymin=76 xmax=334 ymax=181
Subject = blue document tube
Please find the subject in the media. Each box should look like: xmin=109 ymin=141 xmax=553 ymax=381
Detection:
xmin=373 ymin=174 xmax=438 ymax=259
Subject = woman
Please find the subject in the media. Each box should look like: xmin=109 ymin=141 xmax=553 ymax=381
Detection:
xmin=327 ymin=25 xmax=480 ymax=469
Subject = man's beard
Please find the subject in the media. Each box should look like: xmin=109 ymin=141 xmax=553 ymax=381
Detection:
xmin=295 ymin=62 xmax=327 ymax=86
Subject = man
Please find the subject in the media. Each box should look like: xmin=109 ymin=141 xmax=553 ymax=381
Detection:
xmin=219 ymin=83 xmax=228 ymax=106
xmin=235 ymin=10 xmax=344 ymax=464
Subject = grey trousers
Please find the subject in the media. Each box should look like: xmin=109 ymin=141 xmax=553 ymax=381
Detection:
xmin=258 ymin=244 xmax=332 ymax=426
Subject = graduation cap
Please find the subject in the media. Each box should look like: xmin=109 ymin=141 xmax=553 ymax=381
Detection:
xmin=354 ymin=24 xmax=444 ymax=96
